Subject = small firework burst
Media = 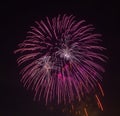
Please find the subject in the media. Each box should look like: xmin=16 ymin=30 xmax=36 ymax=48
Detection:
xmin=14 ymin=14 xmax=107 ymax=106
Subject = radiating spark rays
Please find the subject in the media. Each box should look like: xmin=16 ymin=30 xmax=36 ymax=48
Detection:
xmin=14 ymin=14 xmax=107 ymax=105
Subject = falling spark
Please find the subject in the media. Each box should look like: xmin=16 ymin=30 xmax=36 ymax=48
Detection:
xmin=84 ymin=107 xmax=88 ymax=116
xmin=98 ymin=83 xmax=104 ymax=96
xmin=95 ymin=94 xmax=104 ymax=111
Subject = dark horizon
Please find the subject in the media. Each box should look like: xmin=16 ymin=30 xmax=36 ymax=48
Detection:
xmin=1 ymin=1 xmax=120 ymax=116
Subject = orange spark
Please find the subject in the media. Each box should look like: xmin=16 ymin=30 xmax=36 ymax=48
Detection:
xmin=71 ymin=104 xmax=74 ymax=110
xmin=98 ymin=83 xmax=104 ymax=96
xmin=84 ymin=107 xmax=88 ymax=116
xmin=95 ymin=94 xmax=104 ymax=111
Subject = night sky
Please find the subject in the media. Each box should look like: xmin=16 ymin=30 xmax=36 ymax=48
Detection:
xmin=0 ymin=1 xmax=120 ymax=116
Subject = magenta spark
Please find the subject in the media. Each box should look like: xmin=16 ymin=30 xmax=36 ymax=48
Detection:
xmin=14 ymin=14 xmax=106 ymax=105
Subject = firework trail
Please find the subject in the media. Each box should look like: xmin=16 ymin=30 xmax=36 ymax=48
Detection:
xmin=61 ymin=85 xmax=104 ymax=116
xmin=14 ymin=14 xmax=106 ymax=106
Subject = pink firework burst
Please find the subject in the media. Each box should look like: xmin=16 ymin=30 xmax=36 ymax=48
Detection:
xmin=14 ymin=14 xmax=107 ymax=105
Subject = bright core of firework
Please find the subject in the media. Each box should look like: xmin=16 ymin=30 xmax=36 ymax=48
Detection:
xmin=14 ymin=14 xmax=106 ymax=105
xmin=59 ymin=47 xmax=72 ymax=60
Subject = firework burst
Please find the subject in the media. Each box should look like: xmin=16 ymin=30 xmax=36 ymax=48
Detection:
xmin=14 ymin=14 xmax=107 ymax=105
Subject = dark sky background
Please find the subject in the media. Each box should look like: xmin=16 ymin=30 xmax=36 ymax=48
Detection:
xmin=0 ymin=0 xmax=120 ymax=116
